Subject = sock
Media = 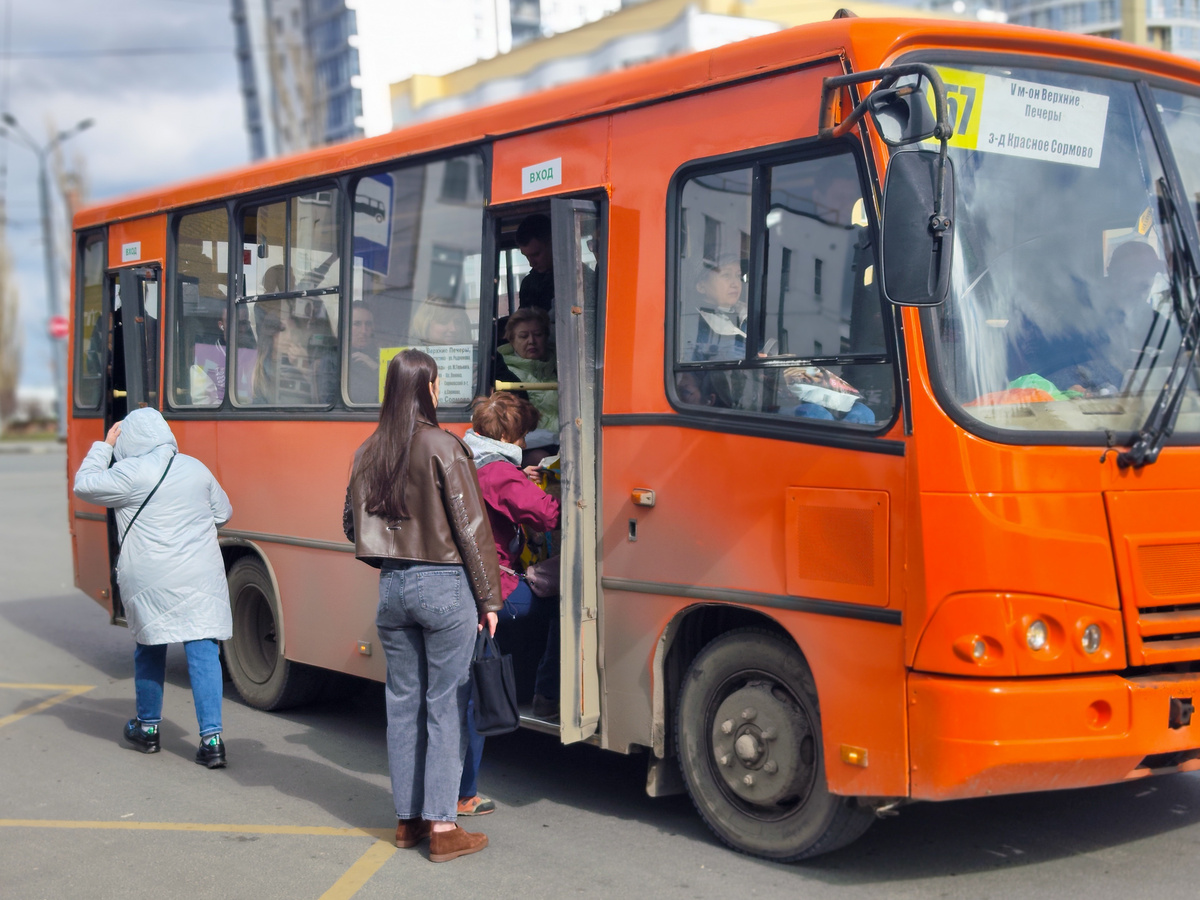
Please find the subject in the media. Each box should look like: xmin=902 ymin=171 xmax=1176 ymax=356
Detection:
xmin=139 ymin=723 xmax=157 ymax=735
xmin=203 ymin=733 xmax=222 ymax=746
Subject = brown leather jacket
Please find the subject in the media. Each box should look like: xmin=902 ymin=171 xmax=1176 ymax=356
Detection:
xmin=343 ymin=420 xmax=503 ymax=614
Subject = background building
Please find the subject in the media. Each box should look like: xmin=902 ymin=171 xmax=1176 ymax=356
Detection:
xmin=388 ymin=0 xmax=955 ymax=129
xmin=232 ymin=0 xmax=625 ymax=159
xmin=921 ymin=0 xmax=1200 ymax=59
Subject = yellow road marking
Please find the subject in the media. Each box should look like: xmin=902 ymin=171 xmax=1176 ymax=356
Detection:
xmin=0 ymin=819 xmax=393 ymax=840
xmin=318 ymin=841 xmax=397 ymax=900
xmin=0 ymin=684 xmax=94 ymax=729
xmin=0 ymin=684 xmax=400 ymax=898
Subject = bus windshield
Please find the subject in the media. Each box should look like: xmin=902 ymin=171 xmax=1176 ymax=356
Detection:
xmin=926 ymin=63 xmax=1200 ymax=439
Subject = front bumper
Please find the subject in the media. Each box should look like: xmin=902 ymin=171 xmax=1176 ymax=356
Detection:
xmin=909 ymin=670 xmax=1200 ymax=801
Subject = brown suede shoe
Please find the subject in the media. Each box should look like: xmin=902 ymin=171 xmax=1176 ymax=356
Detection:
xmin=428 ymin=824 xmax=488 ymax=862
xmin=395 ymin=818 xmax=431 ymax=848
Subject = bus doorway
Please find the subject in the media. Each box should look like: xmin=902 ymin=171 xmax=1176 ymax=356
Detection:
xmin=489 ymin=198 xmax=604 ymax=742
xmin=100 ymin=264 xmax=161 ymax=622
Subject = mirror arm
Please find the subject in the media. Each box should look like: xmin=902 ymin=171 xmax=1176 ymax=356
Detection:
xmin=820 ymin=63 xmax=951 ymax=139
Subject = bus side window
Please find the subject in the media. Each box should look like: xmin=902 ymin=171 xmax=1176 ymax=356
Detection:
xmin=671 ymin=151 xmax=894 ymax=427
xmin=235 ymin=191 xmax=341 ymax=407
xmin=347 ymin=155 xmax=485 ymax=407
xmin=172 ymin=208 xmax=230 ymax=409
xmin=75 ymin=231 xmax=106 ymax=410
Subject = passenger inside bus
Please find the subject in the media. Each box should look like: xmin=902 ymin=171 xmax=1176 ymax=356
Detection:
xmin=411 ymin=295 xmax=472 ymax=345
xmin=516 ymin=214 xmax=554 ymax=313
xmin=250 ymin=265 xmax=338 ymax=405
xmin=689 ymin=255 xmax=748 ymax=363
xmin=495 ymin=307 xmax=558 ymax=462
xmin=190 ymin=308 xmax=227 ymax=405
xmin=785 ymin=366 xmax=876 ymax=424
xmin=348 ymin=301 xmax=379 ymax=403
xmin=462 ymin=392 xmax=561 ymax=714
xmin=675 ymin=370 xmax=725 ymax=407
xmin=1005 ymin=239 xmax=1164 ymax=397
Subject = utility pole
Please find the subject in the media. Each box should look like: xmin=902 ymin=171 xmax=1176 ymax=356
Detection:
xmin=0 ymin=114 xmax=92 ymax=439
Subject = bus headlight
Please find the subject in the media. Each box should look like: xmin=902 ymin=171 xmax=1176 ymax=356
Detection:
xmin=1081 ymin=623 xmax=1102 ymax=654
xmin=1026 ymin=619 xmax=1049 ymax=651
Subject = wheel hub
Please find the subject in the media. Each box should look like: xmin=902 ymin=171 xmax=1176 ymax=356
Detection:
xmin=710 ymin=682 xmax=814 ymax=806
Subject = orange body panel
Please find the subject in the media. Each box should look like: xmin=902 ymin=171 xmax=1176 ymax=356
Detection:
xmin=107 ymin=216 xmax=166 ymax=268
xmin=491 ymin=117 xmax=611 ymax=204
xmin=909 ymin=672 xmax=1200 ymax=800
xmin=65 ymin=18 xmax=1200 ymax=810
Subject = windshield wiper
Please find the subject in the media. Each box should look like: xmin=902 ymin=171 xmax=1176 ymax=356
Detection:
xmin=1118 ymin=177 xmax=1200 ymax=468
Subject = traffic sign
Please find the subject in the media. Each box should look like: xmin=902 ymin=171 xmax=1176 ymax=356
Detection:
xmin=48 ymin=315 xmax=69 ymax=340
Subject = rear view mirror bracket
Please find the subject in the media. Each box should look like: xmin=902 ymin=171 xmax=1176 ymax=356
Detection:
xmin=820 ymin=64 xmax=955 ymax=306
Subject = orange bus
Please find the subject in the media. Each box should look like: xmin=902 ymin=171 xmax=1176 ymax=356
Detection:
xmin=67 ymin=15 xmax=1200 ymax=860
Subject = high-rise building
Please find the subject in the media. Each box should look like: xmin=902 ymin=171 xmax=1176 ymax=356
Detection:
xmin=233 ymin=0 xmax=623 ymax=159
xmin=232 ymin=0 xmax=363 ymax=160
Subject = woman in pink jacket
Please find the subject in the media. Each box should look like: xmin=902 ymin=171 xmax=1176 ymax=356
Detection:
xmin=458 ymin=392 xmax=561 ymax=815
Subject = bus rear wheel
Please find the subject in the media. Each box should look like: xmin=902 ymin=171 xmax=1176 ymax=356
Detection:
xmin=676 ymin=628 xmax=873 ymax=860
xmin=223 ymin=557 xmax=321 ymax=711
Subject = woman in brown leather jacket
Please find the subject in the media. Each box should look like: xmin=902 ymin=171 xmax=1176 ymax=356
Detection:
xmin=344 ymin=348 xmax=502 ymax=862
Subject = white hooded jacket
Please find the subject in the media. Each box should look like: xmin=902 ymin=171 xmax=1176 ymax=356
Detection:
xmin=73 ymin=408 xmax=233 ymax=645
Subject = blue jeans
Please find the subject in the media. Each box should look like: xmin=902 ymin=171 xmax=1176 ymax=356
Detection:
xmin=133 ymin=639 xmax=223 ymax=738
xmin=376 ymin=563 xmax=477 ymax=823
xmin=459 ymin=577 xmax=559 ymax=799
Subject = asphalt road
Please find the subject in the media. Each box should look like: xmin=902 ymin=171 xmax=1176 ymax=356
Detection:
xmin=5 ymin=446 xmax=1200 ymax=899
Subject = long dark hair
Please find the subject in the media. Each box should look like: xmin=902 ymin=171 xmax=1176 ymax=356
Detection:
xmin=357 ymin=348 xmax=439 ymax=520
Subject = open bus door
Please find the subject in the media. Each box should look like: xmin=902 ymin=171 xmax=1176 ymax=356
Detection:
xmin=101 ymin=265 xmax=161 ymax=622
xmin=549 ymin=198 xmax=604 ymax=742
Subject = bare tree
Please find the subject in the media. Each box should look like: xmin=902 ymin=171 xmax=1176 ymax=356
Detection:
xmin=0 ymin=231 xmax=20 ymax=429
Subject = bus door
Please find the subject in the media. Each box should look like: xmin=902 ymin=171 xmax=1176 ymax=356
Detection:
xmin=550 ymin=198 xmax=604 ymax=742
xmin=101 ymin=264 xmax=161 ymax=621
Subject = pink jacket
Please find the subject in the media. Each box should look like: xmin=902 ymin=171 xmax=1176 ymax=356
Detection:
xmin=470 ymin=447 xmax=560 ymax=598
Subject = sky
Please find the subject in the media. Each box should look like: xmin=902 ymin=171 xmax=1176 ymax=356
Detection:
xmin=6 ymin=0 xmax=247 ymax=389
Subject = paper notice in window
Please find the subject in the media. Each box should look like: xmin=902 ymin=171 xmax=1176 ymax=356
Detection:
xmin=933 ymin=67 xmax=1109 ymax=168
xmin=378 ymin=343 xmax=476 ymax=405
xmin=698 ymin=309 xmax=746 ymax=337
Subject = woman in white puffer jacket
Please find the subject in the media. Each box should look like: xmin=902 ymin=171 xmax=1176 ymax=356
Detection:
xmin=73 ymin=407 xmax=233 ymax=768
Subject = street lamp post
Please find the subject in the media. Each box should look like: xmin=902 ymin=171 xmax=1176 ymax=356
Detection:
xmin=0 ymin=114 xmax=93 ymax=439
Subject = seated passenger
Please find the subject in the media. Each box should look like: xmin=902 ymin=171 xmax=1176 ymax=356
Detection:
xmin=495 ymin=307 xmax=558 ymax=454
xmin=675 ymin=370 xmax=730 ymax=408
xmin=411 ymin=295 xmax=472 ymax=346
xmin=1007 ymin=240 xmax=1164 ymax=397
xmin=190 ymin=309 xmax=227 ymax=406
xmin=690 ymin=255 xmax=747 ymax=363
xmin=348 ymin=302 xmax=381 ymax=403
xmin=458 ymin=392 xmax=562 ymax=809
xmin=785 ymin=366 xmax=875 ymax=424
xmin=252 ymin=295 xmax=337 ymax=405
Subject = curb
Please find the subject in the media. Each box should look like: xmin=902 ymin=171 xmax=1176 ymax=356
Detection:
xmin=0 ymin=441 xmax=66 ymax=455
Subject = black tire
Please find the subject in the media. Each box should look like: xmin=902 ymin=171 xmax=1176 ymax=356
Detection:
xmin=676 ymin=628 xmax=874 ymax=861
xmin=223 ymin=557 xmax=322 ymax=711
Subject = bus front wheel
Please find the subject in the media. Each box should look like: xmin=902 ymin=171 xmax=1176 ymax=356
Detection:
xmin=676 ymin=628 xmax=873 ymax=860
xmin=223 ymin=557 xmax=321 ymax=711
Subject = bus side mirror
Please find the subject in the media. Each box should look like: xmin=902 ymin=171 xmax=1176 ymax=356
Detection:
xmin=868 ymin=76 xmax=938 ymax=146
xmin=880 ymin=150 xmax=954 ymax=307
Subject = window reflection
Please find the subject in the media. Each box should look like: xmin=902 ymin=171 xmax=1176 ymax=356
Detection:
xmin=236 ymin=189 xmax=341 ymax=407
xmin=348 ymin=155 xmax=485 ymax=406
xmin=674 ymin=152 xmax=893 ymax=426
xmin=931 ymin=67 xmax=1197 ymax=437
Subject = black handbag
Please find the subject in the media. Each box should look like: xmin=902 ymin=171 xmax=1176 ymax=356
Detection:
xmin=470 ymin=630 xmax=520 ymax=736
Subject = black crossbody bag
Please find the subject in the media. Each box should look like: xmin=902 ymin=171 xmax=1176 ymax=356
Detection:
xmin=111 ymin=455 xmax=175 ymax=581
